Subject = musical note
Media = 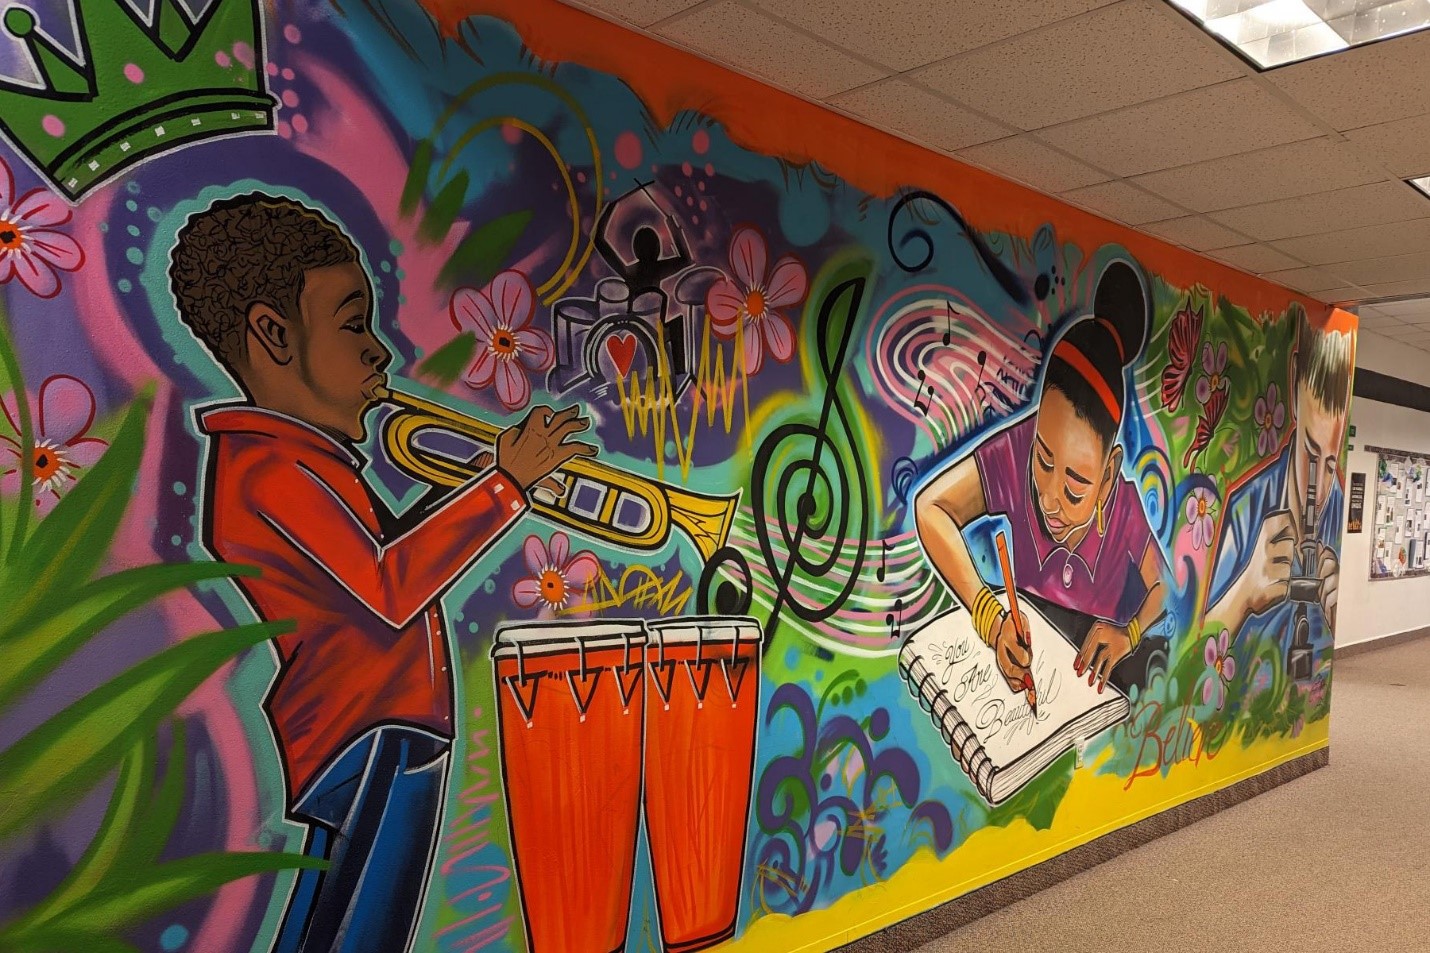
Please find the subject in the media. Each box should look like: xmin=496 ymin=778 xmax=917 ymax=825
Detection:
xmin=886 ymin=598 xmax=904 ymax=640
xmin=943 ymin=302 xmax=955 ymax=346
xmin=751 ymin=269 xmax=872 ymax=639
xmin=876 ymin=540 xmax=890 ymax=582
xmin=971 ymin=350 xmax=995 ymax=422
xmin=913 ymin=369 xmax=933 ymax=416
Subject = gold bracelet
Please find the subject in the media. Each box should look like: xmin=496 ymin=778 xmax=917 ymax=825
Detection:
xmin=971 ymin=587 xmax=1002 ymax=647
xmin=1127 ymin=616 xmax=1142 ymax=650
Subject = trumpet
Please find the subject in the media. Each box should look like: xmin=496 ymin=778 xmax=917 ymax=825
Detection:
xmin=374 ymin=386 xmax=739 ymax=562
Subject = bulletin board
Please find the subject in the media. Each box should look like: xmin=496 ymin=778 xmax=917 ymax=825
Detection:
xmin=1370 ymin=445 xmax=1430 ymax=579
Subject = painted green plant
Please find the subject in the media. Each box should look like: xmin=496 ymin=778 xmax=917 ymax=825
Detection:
xmin=0 ymin=303 xmax=319 ymax=953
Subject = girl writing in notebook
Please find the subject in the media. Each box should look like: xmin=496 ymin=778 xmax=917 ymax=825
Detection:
xmin=915 ymin=259 xmax=1168 ymax=696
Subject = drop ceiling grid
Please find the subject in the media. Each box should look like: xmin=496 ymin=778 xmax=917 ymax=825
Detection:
xmin=560 ymin=0 xmax=1430 ymax=349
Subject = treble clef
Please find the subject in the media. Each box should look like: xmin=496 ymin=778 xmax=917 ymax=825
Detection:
xmin=750 ymin=271 xmax=872 ymax=641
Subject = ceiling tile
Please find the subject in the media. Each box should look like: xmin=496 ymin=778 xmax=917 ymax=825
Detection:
xmin=1209 ymin=181 xmax=1430 ymax=243
xmin=1311 ymin=287 xmax=1365 ymax=304
xmin=1362 ymin=278 xmax=1430 ymax=297
xmin=1130 ymin=138 xmax=1382 ymax=213
xmin=912 ymin=0 xmax=1244 ymax=132
xmin=1206 ymin=243 xmax=1305 ymax=275
xmin=1327 ymin=251 xmax=1430 ymax=288
xmin=1060 ymin=180 xmax=1183 ymax=225
xmin=657 ymin=1 xmax=885 ymax=99
xmin=828 ymin=79 xmax=1009 ymax=152
xmin=565 ymin=0 xmax=705 ymax=28
xmin=1367 ymin=297 xmax=1430 ymax=320
xmin=1038 ymin=79 xmax=1321 ymax=178
xmin=1270 ymin=218 xmax=1430 ymax=266
xmin=1344 ymin=114 xmax=1430 ymax=179
xmin=1362 ymin=318 xmax=1412 ymax=336
xmin=1375 ymin=320 xmax=1430 ymax=339
xmin=1269 ymin=30 xmax=1430 ymax=132
xmin=1353 ymin=308 xmax=1409 ymax=329
xmin=1140 ymin=215 xmax=1249 ymax=251
xmin=956 ymin=135 xmax=1109 ymax=193
xmin=1262 ymin=266 xmax=1353 ymax=294
xmin=749 ymin=0 xmax=1120 ymax=71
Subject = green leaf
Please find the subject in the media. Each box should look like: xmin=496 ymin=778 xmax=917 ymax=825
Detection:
xmin=130 ymin=720 xmax=188 ymax=871
xmin=416 ymin=332 xmax=478 ymax=387
xmin=0 ymin=620 xmax=288 ymax=840
xmin=435 ymin=210 xmax=532 ymax=290
xmin=0 ymin=300 xmax=34 ymax=561
xmin=0 ymin=389 xmax=153 ymax=615
xmin=420 ymin=171 xmax=471 ymax=243
xmin=43 ymin=851 xmax=325 ymax=937
xmin=0 ymin=561 xmax=258 ymax=711
xmin=16 ymin=736 xmax=157 ymax=929
xmin=0 ymin=928 xmax=142 ymax=953
xmin=399 ymin=138 xmax=435 ymax=218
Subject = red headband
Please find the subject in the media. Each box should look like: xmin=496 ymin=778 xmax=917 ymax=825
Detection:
xmin=1053 ymin=340 xmax=1121 ymax=425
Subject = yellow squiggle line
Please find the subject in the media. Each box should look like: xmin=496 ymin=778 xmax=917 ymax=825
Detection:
xmin=425 ymin=71 xmax=603 ymax=302
xmin=438 ymin=117 xmax=578 ymax=298
xmin=613 ymin=314 xmax=751 ymax=479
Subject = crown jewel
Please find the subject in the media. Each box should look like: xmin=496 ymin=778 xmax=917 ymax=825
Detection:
xmin=0 ymin=0 xmax=275 ymax=200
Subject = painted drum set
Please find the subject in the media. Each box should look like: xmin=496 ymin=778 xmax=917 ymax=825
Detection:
xmin=492 ymin=616 xmax=763 ymax=953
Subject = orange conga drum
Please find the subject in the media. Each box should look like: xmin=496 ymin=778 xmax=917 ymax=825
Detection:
xmin=493 ymin=620 xmax=647 ymax=953
xmin=643 ymin=616 xmax=763 ymax=953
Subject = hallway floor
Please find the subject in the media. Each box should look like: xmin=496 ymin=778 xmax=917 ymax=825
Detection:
xmin=915 ymin=636 xmax=1430 ymax=953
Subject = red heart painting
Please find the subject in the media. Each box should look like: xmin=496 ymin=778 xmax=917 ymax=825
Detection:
xmin=605 ymin=332 xmax=638 ymax=378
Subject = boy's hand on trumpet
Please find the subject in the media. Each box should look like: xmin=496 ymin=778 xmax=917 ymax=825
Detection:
xmin=495 ymin=405 xmax=598 ymax=496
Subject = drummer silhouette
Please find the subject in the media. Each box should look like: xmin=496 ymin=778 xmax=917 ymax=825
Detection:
xmin=593 ymin=181 xmax=691 ymax=310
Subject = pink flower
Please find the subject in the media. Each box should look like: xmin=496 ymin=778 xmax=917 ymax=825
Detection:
xmin=1 ymin=375 xmax=108 ymax=516
xmin=705 ymin=226 xmax=807 ymax=375
xmin=0 ymin=157 xmax=84 ymax=298
xmin=1254 ymin=382 xmax=1285 ymax=456
xmin=1184 ymin=486 xmax=1216 ymax=550
xmin=511 ymin=532 xmax=600 ymax=617
xmin=1194 ymin=341 xmax=1228 ymax=405
xmin=1201 ymin=629 xmax=1236 ymax=710
xmin=451 ymin=271 xmax=554 ymax=410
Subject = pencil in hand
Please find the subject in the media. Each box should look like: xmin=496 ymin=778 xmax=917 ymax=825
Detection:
xmin=994 ymin=531 xmax=1038 ymax=717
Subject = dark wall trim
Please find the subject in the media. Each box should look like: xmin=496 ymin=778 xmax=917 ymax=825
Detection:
xmin=1355 ymin=368 xmax=1430 ymax=415
xmin=1339 ymin=626 xmax=1430 ymax=658
xmin=837 ymin=747 xmax=1329 ymax=952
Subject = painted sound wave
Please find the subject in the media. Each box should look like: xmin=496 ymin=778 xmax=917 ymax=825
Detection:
xmin=614 ymin=315 xmax=751 ymax=481
xmin=868 ymin=286 xmax=1043 ymax=451
xmin=726 ymin=511 xmax=952 ymax=657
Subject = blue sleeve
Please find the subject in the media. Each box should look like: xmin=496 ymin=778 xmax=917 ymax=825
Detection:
xmin=1208 ymin=478 xmax=1266 ymax=609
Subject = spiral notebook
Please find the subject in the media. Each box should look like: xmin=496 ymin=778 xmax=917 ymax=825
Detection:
xmin=898 ymin=602 xmax=1129 ymax=805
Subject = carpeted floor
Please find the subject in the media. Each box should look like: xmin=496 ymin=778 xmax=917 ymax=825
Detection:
xmin=915 ymin=636 xmax=1430 ymax=953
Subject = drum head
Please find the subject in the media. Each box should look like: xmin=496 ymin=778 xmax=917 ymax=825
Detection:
xmin=493 ymin=619 xmax=647 ymax=659
xmin=647 ymin=615 xmax=762 ymax=646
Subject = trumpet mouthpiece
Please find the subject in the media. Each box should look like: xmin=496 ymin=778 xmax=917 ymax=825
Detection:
xmin=371 ymin=384 xmax=392 ymax=401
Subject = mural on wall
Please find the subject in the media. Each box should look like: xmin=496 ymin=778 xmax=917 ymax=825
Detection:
xmin=0 ymin=0 xmax=1355 ymax=952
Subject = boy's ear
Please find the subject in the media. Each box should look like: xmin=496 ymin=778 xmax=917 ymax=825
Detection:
xmin=247 ymin=303 xmax=293 ymax=367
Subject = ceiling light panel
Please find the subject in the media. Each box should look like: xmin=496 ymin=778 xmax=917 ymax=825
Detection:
xmin=1169 ymin=0 xmax=1430 ymax=68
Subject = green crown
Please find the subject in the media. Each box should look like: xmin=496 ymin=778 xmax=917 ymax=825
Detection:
xmin=0 ymin=0 xmax=275 ymax=200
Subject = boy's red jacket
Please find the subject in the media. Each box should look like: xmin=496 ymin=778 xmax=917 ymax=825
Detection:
xmin=199 ymin=406 xmax=527 ymax=800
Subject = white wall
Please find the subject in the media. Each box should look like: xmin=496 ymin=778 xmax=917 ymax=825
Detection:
xmin=1337 ymin=329 xmax=1430 ymax=647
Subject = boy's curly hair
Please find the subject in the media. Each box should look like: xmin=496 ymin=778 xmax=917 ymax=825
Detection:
xmin=169 ymin=193 xmax=359 ymax=370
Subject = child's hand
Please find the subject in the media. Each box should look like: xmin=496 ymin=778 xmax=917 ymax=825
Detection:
xmin=470 ymin=449 xmax=563 ymax=503
xmin=1076 ymin=621 xmax=1132 ymax=693
xmin=495 ymin=405 xmax=597 ymax=493
xmin=993 ymin=610 xmax=1031 ymax=694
